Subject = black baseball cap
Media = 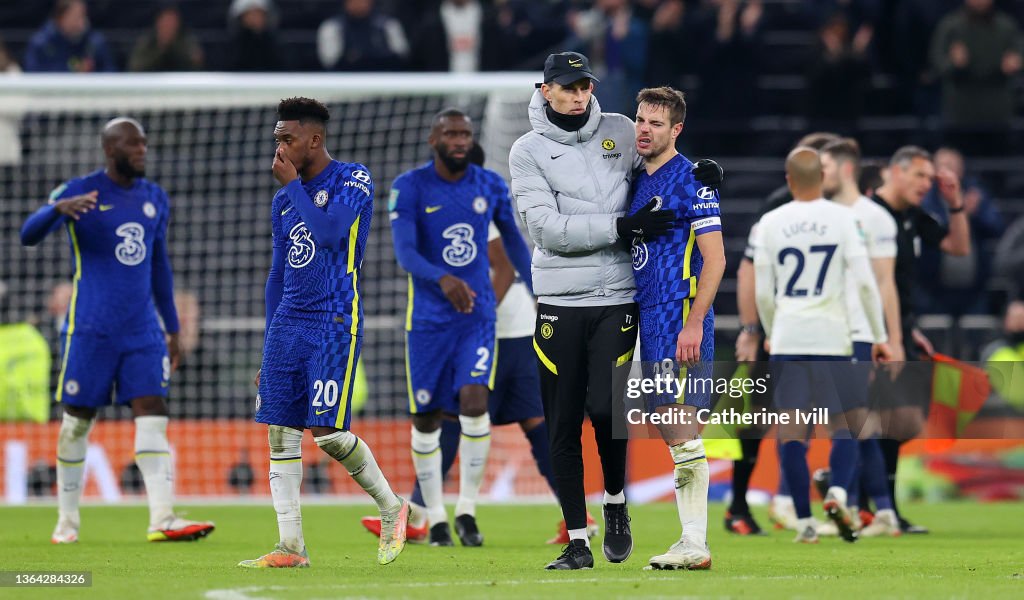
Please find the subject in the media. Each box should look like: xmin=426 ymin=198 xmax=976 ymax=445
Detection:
xmin=543 ymin=52 xmax=599 ymax=86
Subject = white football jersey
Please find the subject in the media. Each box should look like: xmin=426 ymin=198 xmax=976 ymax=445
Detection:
xmin=753 ymin=199 xmax=868 ymax=356
xmin=489 ymin=223 xmax=536 ymax=339
xmin=844 ymin=195 xmax=898 ymax=343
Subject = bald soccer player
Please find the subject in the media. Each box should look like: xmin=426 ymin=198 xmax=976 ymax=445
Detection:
xmin=752 ymin=148 xmax=891 ymax=544
xmin=21 ymin=117 xmax=215 ymax=545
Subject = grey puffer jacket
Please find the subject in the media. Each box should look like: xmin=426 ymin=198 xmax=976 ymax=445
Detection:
xmin=509 ymin=90 xmax=639 ymax=306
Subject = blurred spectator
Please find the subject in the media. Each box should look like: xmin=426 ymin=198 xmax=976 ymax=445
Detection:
xmin=128 ymin=3 xmax=204 ymax=72
xmin=566 ymin=0 xmax=649 ymax=115
xmin=0 ymin=281 xmax=51 ymax=424
xmin=692 ymin=0 xmax=763 ymax=121
xmin=918 ymin=147 xmax=1003 ymax=316
xmin=802 ymin=0 xmax=882 ymax=31
xmin=930 ymin=0 xmax=1023 ymax=152
xmin=23 ymin=0 xmax=117 ymax=73
xmin=995 ymin=214 xmax=1024 ymax=301
xmin=887 ymin=0 xmax=960 ymax=114
xmin=981 ymin=301 xmax=1024 ymax=412
xmin=805 ymin=12 xmax=871 ymax=128
xmin=492 ymin=0 xmax=569 ymax=70
xmin=0 ymin=37 xmax=21 ymax=73
xmin=645 ymin=0 xmax=699 ymax=89
xmin=226 ymin=0 xmax=285 ymax=71
xmin=409 ymin=0 xmax=510 ymax=72
xmin=317 ymin=0 xmax=409 ymax=71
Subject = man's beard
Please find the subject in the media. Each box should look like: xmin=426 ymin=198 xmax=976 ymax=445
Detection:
xmin=114 ymin=156 xmax=144 ymax=179
xmin=823 ymin=183 xmax=840 ymax=198
xmin=437 ymin=149 xmax=469 ymax=174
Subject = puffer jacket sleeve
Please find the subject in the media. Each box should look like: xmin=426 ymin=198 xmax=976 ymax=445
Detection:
xmin=510 ymin=138 xmax=620 ymax=254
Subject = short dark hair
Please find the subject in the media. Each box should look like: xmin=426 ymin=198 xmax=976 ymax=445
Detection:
xmin=635 ymin=86 xmax=687 ymax=126
xmin=858 ymin=159 xmax=885 ymax=193
xmin=797 ymin=132 xmax=841 ymax=151
xmin=433 ymin=107 xmax=469 ymax=127
xmin=822 ymin=137 xmax=862 ymax=178
xmin=890 ymin=145 xmax=931 ymax=167
xmin=277 ymin=97 xmax=330 ymax=128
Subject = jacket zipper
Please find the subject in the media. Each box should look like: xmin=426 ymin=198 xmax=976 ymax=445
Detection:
xmin=579 ymin=136 xmax=607 ymax=296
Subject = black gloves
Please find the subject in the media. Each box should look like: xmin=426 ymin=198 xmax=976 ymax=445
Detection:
xmin=616 ymin=198 xmax=675 ymax=242
xmin=693 ymin=158 xmax=724 ymax=190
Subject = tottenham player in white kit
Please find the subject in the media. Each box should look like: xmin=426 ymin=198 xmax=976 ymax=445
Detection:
xmin=753 ymin=147 xmax=891 ymax=544
xmin=820 ymin=138 xmax=903 ymax=537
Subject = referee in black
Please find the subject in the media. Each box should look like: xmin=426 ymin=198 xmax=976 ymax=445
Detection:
xmin=871 ymin=145 xmax=970 ymax=533
xmin=509 ymin=52 xmax=722 ymax=570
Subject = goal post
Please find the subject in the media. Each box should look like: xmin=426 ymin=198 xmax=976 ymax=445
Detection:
xmin=0 ymin=72 xmax=551 ymax=503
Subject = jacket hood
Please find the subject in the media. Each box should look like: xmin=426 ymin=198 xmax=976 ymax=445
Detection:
xmin=527 ymin=89 xmax=603 ymax=145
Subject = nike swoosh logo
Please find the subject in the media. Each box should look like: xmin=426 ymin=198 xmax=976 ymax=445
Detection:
xmin=99 ymin=204 xmax=114 ymax=211
xmin=470 ymin=370 xmax=487 ymax=377
xmin=315 ymin=408 xmax=331 ymax=415
xmin=568 ymin=60 xmax=583 ymax=67
xmin=281 ymin=206 xmax=293 ymax=216
xmin=621 ymin=324 xmax=636 ymax=332
xmin=425 ymin=205 xmax=443 ymax=213
xmin=550 ymin=154 xmax=565 ymax=160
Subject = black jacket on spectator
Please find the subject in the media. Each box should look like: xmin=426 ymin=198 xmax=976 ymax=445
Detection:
xmin=228 ymin=27 xmax=285 ymax=71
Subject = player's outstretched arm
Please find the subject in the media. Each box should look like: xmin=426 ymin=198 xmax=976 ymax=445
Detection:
xmin=510 ymin=142 xmax=619 ymax=254
xmin=20 ymin=191 xmax=98 ymax=246
xmin=492 ymin=187 xmax=534 ymax=294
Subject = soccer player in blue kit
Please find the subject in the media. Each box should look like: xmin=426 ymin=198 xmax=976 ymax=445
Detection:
xmin=20 ymin=117 xmax=214 ymax=544
xmin=240 ymin=98 xmax=409 ymax=568
xmin=390 ymin=108 xmax=534 ymax=547
xmin=628 ymin=88 xmax=726 ymax=569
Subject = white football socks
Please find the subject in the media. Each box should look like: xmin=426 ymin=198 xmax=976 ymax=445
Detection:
xmin=268 ymin=425 xmax=304 ymax=553
xmin=671 ymin=438 xmax=709 ymax=548
xmin=56 ymin=412 xmax=93 ymax=527
xmin=134 ymin=416 xmax=174 ymax=528
xmin=455 ymin=413 xmax=491 ymax=518
xmin=315 ymin=430 xmax=400 ymax=514
xmin=568 ymin=528 xmax=590 ymax=547
xmin=603 ymin=490 xmax=626 ymax=505
xmin=411 ymin=427 xmax=446 ymax=525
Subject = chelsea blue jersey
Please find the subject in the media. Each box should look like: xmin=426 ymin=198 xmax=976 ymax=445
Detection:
xmin=269 ymin=160 xmax=373 ymax=335
xmin=49 ymin=169 xmax=172 ymax=335
xmin=629 ymin=154 xmax=722 ymax=310
xmin=390 ymin=162 xmax=517 ymax=328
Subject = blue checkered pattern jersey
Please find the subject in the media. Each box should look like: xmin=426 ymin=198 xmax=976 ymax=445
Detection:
xmin=629 ymin=153 xmax=722 ymax=313
xmin=389 ymin=161 xmax=530 ymax=329
xmin=269 ymin=160 xmax=373 ymax=335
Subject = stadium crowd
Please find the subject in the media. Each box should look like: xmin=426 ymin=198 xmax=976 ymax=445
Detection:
xmin=0 ymin=1 xmax=1021 ymax=121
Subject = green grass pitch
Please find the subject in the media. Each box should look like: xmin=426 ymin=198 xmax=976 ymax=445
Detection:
xmin=3 ymin=502 xmax=1022 ymax=599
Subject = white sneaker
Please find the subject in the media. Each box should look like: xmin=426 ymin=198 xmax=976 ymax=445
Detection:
xmin=859 ymin=509 xmax=901 ymax=538
xmin=794 ymin=518 xmax=820 ymax=544
xmin=648 ymin=539 xmax=712 ymax=570
xmin=51 ymin=517 xmax=79 ymax=544
xmin=769 ymin=496 xmax=799 ymax=531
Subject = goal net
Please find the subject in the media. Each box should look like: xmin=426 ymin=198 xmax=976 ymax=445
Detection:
xmin=0 ymin=72 xmax=549 ymax=503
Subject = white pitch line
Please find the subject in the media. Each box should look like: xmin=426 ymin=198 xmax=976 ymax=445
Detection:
xmin=205 ymin=575 xmax=843 ymax=599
